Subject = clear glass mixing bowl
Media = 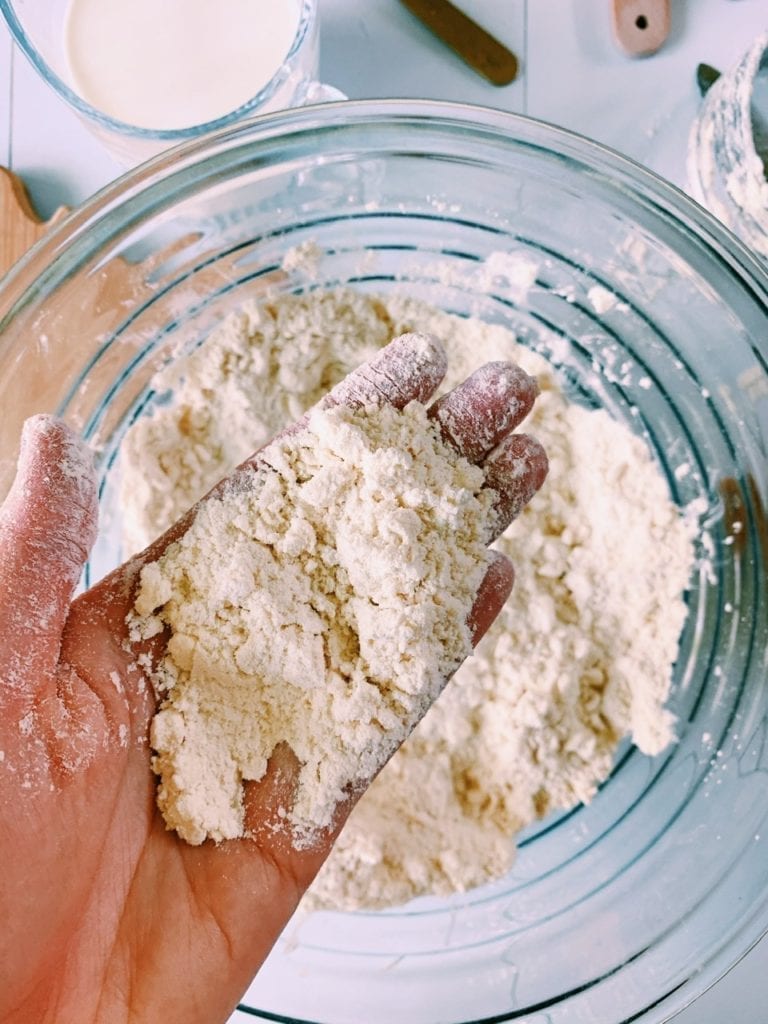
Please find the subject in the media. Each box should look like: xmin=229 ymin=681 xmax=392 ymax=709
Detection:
xmin=1 ymin=101 xmax=767 ymax=1024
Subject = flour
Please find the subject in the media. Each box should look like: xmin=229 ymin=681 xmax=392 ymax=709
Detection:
xmin=119 ymin=293 xmax=387 ymax=557
xmin=120 ymin=288 xmax=696 ymax=905
xmin=586 ymin=284 xmax=618 ymax=315
xmin=310 ymin=304 xmax=692 ymax=908
xmin=129 ymin=358 xmax=495 ymax=846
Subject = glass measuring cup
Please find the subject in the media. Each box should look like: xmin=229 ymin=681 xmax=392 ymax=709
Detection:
xmin=0 ymin=0 xmax=342 ymax=166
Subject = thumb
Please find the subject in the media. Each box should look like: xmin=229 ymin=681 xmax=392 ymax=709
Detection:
xmin=0 ymin=416 xmax=98 ymax=709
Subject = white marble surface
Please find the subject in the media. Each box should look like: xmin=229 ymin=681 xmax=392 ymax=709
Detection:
xmin=1 ymin=1 xmax=767 ymax=1020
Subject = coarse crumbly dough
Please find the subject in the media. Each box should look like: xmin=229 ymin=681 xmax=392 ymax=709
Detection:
xmin=120 ymin=288 xmax=696 ymax=906
xmin=129 ymin=388 xmax=494 ymax=846
xmin=119 ymin=292 xmax=386 ymax=557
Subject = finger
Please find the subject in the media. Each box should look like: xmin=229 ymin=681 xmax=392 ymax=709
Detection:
xmin=467 ymin=550 xmax=515 ymax=645
xmin=323 ymin=331 xmax=447 ymax=411
xmin=229 ymin=331 xmax=448 ymax=472
xmin=429 ymin=361 xmax=539 ymax=462
xmin=0 ymin=416 xmax=98 ymax=705
xmin=484 ymin=433 xmax=549 ymax=540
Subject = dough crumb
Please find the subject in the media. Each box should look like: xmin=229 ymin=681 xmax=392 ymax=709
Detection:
xmin=130 ymin=393 xmax=495 ymax=846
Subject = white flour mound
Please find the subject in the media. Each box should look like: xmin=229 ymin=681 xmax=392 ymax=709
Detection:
xmin=129 ymin=383 xmax=494 ymax=847
xmin=120 ymin=289 xmax=696 ymax=906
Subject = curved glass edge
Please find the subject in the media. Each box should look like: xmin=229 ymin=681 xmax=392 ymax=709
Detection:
xmin=1 ymin=101 xmax=768 ymax=332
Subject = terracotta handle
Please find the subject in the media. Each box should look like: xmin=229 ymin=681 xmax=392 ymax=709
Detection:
xmin=611 ymin=0 xmax=670 ymax=57
xmin=0 ymin=167 xmax=69 ymax=279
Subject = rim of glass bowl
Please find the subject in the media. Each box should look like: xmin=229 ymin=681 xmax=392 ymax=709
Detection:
xmin=0 ymin=0 xmax=315 ymax=140
xmin=2 ymin=99 xmax=768 ymax=322
xmin=1 ymin=100 xmax=768 ymax=1023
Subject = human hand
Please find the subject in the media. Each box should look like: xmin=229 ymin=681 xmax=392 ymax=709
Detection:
xmin=0 ymin=333 xmax=547 ymax=1024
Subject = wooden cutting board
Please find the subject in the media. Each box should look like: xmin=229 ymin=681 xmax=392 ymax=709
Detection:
xmin=0 ymin=166 xmax=69 ymax=278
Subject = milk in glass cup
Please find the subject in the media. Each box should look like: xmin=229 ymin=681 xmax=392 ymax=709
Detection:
xmin=0 ymin=0 xmax=341 ymax=166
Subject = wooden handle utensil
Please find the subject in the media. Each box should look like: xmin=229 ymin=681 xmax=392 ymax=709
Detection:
xmin=399 ymin=0 xmax=518 ymax=86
